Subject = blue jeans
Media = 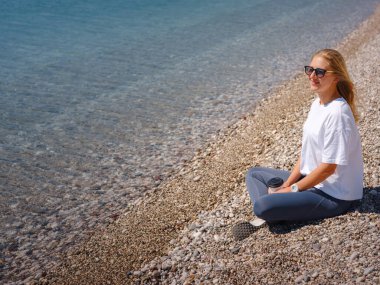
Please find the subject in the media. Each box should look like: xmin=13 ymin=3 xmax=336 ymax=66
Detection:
xmin=246 ymin=167 xmax=353 ymax=223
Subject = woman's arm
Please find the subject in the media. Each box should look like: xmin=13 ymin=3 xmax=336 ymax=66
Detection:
xmin=283 ymin=157 xmax=302 ymax=188
xmin=296 ymin=162 xmax=337 ymax=191
xmin=277 ymin=162 xmax=337 ymax=193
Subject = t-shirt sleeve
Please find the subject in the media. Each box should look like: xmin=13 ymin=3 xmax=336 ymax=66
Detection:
xmin=322 ymin=109 xmax=352 ymax=165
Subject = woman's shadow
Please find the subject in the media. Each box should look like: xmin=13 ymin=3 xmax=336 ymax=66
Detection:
xmin=268 ymin=186 xmax=380 ymax=234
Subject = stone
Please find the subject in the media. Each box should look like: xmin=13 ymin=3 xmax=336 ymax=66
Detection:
xmin=162 ymin=261 xmax=172 ymax=271
xmin=188 ymin=223 xmax=198 ymax=231
xmin=356 ymin=276 xmax=365 ymax=283
xmin=230 ymin=247 xmax=240 ymax=254
xmin=295 ymin=275 xmax=305 ymax=283
xmin=326 ymin=272 xmax=333 ymax=278
xmin=363 ymin=266 xmax=374 ymax=275
xmin=192 ymin=249 xmax=200 ymax=258
xmin=312 ymin=243 xmax=321 ymax=251
xmin=191 ymin=231 xmax=202 ymax=240
xmin=349 ymin=251 xmax=360 ymax=262
xmin=193 ymin=176 xmax=201 ymax=182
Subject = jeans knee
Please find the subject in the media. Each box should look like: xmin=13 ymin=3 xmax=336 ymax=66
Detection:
xmin=253 ymin=199 xmax=266 ymax=219
xmin=246 ymin=167 xmax=263 ymax=181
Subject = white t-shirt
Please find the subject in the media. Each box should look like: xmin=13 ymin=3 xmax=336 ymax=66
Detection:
xmin=300 ymin=97 xmax=363 ymax=200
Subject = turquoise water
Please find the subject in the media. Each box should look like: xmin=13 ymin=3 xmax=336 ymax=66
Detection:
xmin=0 ymin=0 xmax=379 ymax=282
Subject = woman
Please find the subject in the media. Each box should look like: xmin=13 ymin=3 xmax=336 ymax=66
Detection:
xmin=233 ymin=49 xmax=363 ymax=240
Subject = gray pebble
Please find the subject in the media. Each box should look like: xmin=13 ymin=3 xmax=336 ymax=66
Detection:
xmin=162 ymin=261 xmax=172 ymax=271
xmin=364 ymin=266 xmax=374 ymax=276
xmin=356 ymin=276 xmax=365 ymax=283
xmin=193 ymin=176 xmax=201 ymax=182
xmin=230 ymin=246 xmax=240 ymax=254
xmin=349 ymin=251 xmax=360 ymax=262
xmin=192 ymin=249 xmax=200 ymax=258
xmin=295 ymin=274 xmax=305 ymax=283
xmin=312 ymin=243 xmax=321 ymax=251
xmin=188 ymin=223 xmax=198 ymax=231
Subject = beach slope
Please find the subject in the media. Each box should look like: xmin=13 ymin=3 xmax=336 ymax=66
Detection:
xmin=46 ymin=6 xmax=380 ymax=285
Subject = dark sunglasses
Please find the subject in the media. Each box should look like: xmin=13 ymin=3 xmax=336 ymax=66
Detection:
xmin=304 ymin=66 xmax=334 ymax=78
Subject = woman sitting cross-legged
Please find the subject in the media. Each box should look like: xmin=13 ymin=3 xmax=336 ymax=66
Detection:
xmin=233 ymin=49 xmax=363 ymax=241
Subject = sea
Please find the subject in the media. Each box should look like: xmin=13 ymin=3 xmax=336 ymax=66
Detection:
xmin=0 ymin=0 xmax=378 ymax=283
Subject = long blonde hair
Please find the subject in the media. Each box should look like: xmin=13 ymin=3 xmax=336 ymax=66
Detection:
xmin=313 ymin=49 xmax=359 ymax=122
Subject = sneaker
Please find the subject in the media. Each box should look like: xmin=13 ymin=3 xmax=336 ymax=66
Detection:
xmin=250 ymin=217 xmax=266 ymax=227
xmin=232 ymin=218 xmax=266 ymax=241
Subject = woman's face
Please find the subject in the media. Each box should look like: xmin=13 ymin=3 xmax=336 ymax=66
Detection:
xmin=308 ymin=56 xmax=338 ymax=94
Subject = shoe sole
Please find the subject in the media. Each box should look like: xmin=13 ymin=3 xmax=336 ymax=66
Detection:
xmin=232 ymin=222 xmax=257 ymax=241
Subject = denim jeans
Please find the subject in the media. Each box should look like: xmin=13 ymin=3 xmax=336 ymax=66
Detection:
xmin=246 ymin=167 xmax=353 ymax=223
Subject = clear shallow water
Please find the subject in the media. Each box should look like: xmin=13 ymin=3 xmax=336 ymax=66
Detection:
xmin=0 ymin=0 xmax=378 ymax=282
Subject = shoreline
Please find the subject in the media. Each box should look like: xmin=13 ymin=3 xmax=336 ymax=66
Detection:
xmin=38 ymin=5 xmax=380 ymax=285
xmin=6 ymin=3 xmax=375 ymax=284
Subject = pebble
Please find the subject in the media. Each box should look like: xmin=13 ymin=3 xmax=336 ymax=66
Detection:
xmin=192 ymin=249 xmax=200 ymax=258
xmin=162 ymin=261 xmax=172 ymax=271
xmin=188 ymin=224 xmax=198 ymax=231
xmin=193 ymin=176 xmax=201 ymax=182
xmin=364 ymin=267 xmax=374 ymax=276
xmin=230 ymin=247 xmax=240 ymax=254
xmin=191 ymin=231 xmax=202 ymax=240
xmin=295 ymin=274 xmax=305 ymax=283
xmin=349 ymin=251 xmax=360 ymax=262
xmin=312 ymin=243 xmax=321 ymax=251
xmin=356 ymin=276 xmax=365 ymax=283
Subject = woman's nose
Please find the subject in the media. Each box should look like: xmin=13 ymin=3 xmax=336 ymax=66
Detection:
xmin=309 ymin=70 xmax=317 ymax=79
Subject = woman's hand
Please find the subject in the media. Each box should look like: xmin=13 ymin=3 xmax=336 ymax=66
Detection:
xmin=270 ymin=162 xmax=337 ymax=195
xmin=271 ymin=186 xmax=291 ymax=194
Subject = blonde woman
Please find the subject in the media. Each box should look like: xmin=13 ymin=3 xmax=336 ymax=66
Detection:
xmin=234 ymin=49 xmax=363 ymax=240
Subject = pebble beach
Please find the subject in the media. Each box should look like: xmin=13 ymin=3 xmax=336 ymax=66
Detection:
xmin=39 ymin=6 xmax=380 ymax=285
xmin=6 ymin=4 xmax=380 ymax=285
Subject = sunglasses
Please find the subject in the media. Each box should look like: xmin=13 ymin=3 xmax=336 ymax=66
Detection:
xmin=304 ymin=66 xmax=334 ymax=78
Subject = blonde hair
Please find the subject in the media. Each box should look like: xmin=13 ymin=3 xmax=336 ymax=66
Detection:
xmin=313 ymin=49 xmax=359 ymax=122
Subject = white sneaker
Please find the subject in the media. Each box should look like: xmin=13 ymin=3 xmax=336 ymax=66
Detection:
xmin=250 ymin=218 xmax=266 ymax=227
